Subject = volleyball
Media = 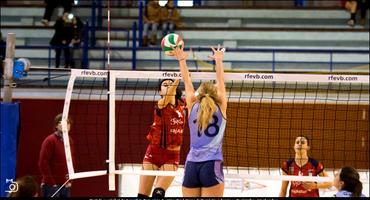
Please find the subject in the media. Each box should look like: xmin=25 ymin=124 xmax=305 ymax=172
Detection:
xmin=161 ymin=33 xmax=184 ymax=56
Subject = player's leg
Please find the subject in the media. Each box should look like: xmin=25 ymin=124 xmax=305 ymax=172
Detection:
xmin=151 ymin=148 xmax=180 ymax=197
xmin=138 ymin=145 xmax=160 ymax=197
xmin=201 ymin=183 xmax=224 ymax=197
xmin=152 ymin=164 xmax=178 ymax=197
xmin=182 ymin=186 xmax=201 ymax=197
xmin=138 ymin=162 xmax=158 ymax=197
xmin=182 ymin=161 xmax=201 ymax=197
xmin=199 ymin=160 xmax=224 ymax=197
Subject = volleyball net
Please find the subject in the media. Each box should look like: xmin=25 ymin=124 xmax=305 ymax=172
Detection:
xmin=61 ymin=69 xmax=369 ymax=193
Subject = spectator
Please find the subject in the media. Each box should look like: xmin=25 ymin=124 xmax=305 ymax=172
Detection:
xmin=160 ymin=0 xmax=182 ymax=37
xmin=70 ymin=15 xmax=84 ymax=68
xmin=142 ymin=0 xmax=161 ymax=46
xmin=50 ymin=12 xmax=75 ymax=68
xmin=7 ymin=176 xmax=39 ymax=197
xmin=0 ymin=32 xmax=5 ymax=60
xmin=333 ymin=166 xmax=366 ymax=197
xmin=295 ymin=0 xmax=306 ymax=7
xmin=345 ymin=0 xmax=369 ymax=27
xmin=193 ymin=0 xmax=202 ymax=6
xmin=42 ymin=0 xmax=74 ymax=26
xmin=243 ymin=0 xmax=254 ymax=7
xmin=39 ymin=113 xmax=74 ymax=197
xmin=0 ymin=32 xmax=5 ymax=74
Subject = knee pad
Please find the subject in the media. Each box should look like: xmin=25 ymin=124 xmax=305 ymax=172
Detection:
xmin=152 ymin=187 xmax=165 ymax=198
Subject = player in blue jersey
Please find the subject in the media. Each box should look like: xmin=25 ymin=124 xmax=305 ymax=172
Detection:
xmin=173 ymin=44 xmax=227 ymax=197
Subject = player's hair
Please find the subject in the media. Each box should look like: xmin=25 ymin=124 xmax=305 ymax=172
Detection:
xmin=54 ymin=113 xmax=72 ymax=128
xmin=296 ymin=135 xmax=309 ymax=145
xmin=196 ymin=82 xmax=221 ymax=133
xmin=340 ymin=166 xmax=363 ymax=197
xmin=54 ymin=113 xmax=63 ymax=126
xmin=158 ymin=79 xmax=182 ymax=100
xmin=7 ymin=176 xmax=38 ymax=197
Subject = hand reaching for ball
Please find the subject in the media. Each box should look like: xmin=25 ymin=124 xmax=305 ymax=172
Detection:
xmin=161 ymin=33 xmax=184 ymax=57
xmin=172 ymin=45 xmax=189 ymax=61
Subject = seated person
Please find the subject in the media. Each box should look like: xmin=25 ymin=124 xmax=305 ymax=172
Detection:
xmin=160 ymin=0 xmax=182 ymax=37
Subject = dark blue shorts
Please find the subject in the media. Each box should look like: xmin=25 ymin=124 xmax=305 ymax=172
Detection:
xmin=182 ymin=160 xmax=224 ymax=188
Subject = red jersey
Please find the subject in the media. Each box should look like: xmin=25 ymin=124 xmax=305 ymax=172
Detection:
xmin=39 ymin=132 xmax=74 ymax=186
xmin=281 ymin=158 xmax=324 ymax=197
xmin=146 ymin=99 xmax=186 ymax=148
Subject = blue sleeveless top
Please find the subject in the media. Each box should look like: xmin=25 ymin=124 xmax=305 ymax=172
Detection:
xmin=186 ymin=102 xmax=226 ymax=162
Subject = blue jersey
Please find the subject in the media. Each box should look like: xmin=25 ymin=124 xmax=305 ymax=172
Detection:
xmin=335 ymin=190 xmax=366 ymax=197
xmin=186 ymin=102 xmax=226 ymax=162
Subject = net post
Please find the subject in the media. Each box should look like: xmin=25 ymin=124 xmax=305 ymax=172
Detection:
xmin=108 ymin=71 xmax=117 ymax=191
xmin=3 ymin=33 xmax=16 ymax=103
xmin=62 ymin=71 xmax=77 ymax=176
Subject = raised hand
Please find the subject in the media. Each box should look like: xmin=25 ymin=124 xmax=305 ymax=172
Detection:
xmin=167 ymin=79 xmax=180 ymax=96
xmin=172 ymin=45 xmax=189 ymax=61
xmin=208 ymin=44 xmax=226 ymax=61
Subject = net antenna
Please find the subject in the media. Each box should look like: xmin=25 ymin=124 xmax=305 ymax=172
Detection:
xmin=106 ymin=0 xmax=116 ymax=191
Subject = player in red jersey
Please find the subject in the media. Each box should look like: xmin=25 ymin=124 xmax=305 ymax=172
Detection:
xmin=279 ymin=136 xmax=332 ymax=197
xmin=138 ymin=79 xmax=186 ymax=198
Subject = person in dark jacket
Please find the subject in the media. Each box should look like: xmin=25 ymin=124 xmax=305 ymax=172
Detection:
xmin=50 ymin=13 xmax=75 ymax=68
xmin=70 ymin=15 xmax=84 ymax=68
xmin=42 ymin=0 xmax=74 ymax=26
xmin=0 ymin=32 xmax=6 ymax=74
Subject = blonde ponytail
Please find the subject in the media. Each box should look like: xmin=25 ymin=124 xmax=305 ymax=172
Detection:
xmin=197 ymin=95 xmax=217 ymax=132
xmin=196 ymin=82 xmax=220 ymax=133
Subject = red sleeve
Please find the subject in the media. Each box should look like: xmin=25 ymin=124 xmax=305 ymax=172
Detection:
xmin=38 ymin=136 xmax=56 ymax=185
xmin=146 ymin=107 xmax=161 ymax=144
xmin=316 ymin=162 xmax=324 ymax=175
xmin=281 ymin=161 xmax=289 ymax=174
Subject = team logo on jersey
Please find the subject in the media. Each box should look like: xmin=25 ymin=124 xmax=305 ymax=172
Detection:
xmin=170 ymin=118 xmax=183 ymax=125
xmin=175 ymin=110 xmax=183 ymax=118
xmin=170 ymin=129 xmax=183 ymax=134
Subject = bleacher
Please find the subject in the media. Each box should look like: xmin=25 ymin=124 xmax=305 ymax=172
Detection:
xmin=1 ymin=1 xmax=369 ymax=73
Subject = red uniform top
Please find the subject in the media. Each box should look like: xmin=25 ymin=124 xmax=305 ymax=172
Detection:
xmin=39 ymin=132 xmax=74 ymax=186
xmin=146 ymin=99 xmax=186 ymax=148
xmin=281 ymin=158 xmax=324 ymax=197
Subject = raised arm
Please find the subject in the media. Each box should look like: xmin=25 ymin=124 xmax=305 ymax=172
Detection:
xmin=157 ymin=79 xmax=180 ymax=109
xmin=208 ymin=45 xmax=227 ymax=116
xmin=317 ymin=170 xmax=333 ymax=189
xmin=302 ymin=170 xmax=333 ymax=190
xmin=173 ymin=46 xmax=196 ymax=109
